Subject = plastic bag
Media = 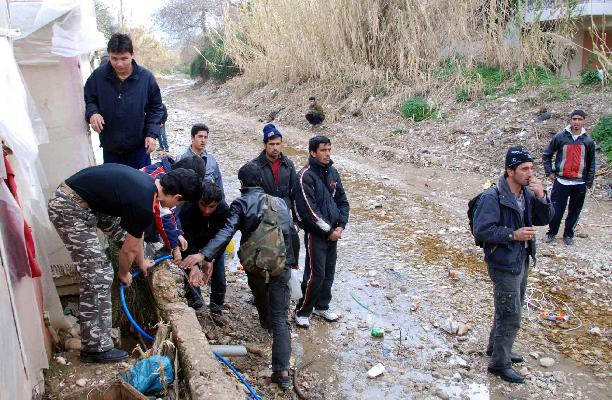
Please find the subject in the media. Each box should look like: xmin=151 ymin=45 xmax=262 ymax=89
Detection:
xmin=289 ymin=268 xmax=303 ymax=300
xmin=123 ymin=355 xmax=174 ymax=395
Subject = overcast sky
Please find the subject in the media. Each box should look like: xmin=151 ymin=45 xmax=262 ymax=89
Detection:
xmin=101 ymin=0 xmax=166 ymax=32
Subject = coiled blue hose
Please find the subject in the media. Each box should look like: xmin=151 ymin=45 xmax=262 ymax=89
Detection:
xmin=213 ymin=352 xmax=262 ymax=400
xmin=119 ymin=255 xmax=173 ymax=341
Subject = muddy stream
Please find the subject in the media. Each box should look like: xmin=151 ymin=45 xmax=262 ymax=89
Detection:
xmin=157 ymin=77 xmax=610 ymax=400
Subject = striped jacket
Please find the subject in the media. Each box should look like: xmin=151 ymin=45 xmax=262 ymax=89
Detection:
xmin=542 ymin=127 xmax=596 ymax=187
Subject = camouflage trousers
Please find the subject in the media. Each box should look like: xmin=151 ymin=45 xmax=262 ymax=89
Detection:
xmin=48 ymin=187 xmax=126 ymax=352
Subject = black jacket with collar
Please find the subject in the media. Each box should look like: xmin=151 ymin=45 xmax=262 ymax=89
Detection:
xmin=177 ymin=200 xmax=230 ymax=256
xmin=293 ymin=156 xmax=350 ymax=237
xmin=84 ymin=60 xmax=163 ymax=154
xmin=252 ymin=151 xmax=297 ymax=214
xmin=200 ymin=187 xmax=295 ymax=266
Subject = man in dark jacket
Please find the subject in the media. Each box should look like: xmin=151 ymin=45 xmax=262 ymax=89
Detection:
xmin=84 ymin=33 xmax=164 ymax=169
xmin=199 ymin=162 xmax=296 ymax=390
xmin=252 ymin=123 xmax=299 ymax=264
xmin=293 ymin=135 xmax=350 ymax=328
xmin=541 ymin=110 xmax=596 ymax=245
xmin=474 ymin=146 xmax=554 ymax=383
xmin=178 ymin=183 xmax=229 ymax=313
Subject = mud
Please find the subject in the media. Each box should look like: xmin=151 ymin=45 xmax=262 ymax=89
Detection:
xmin=153 ymin=76 xmax=610 ymax=399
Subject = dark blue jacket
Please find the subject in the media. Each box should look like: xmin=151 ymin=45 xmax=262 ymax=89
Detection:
xmin=84 ymin=60 xmax=163 ymax=154
xmin=294 ymin=157 xmax=350 ymax=237
xmin=473 ymin=176 xmax=554 ymax=274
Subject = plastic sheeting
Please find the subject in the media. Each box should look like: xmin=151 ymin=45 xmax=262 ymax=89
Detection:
xmin=10 ymin=0 xmax=106 ymax=64
xmin=0 ymin=181 xmax=48 ymax=399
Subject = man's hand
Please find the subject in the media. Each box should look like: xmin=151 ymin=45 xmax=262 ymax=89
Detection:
xmin=548 ymin=173 xmax=556 ymax=182
xmin=189 ymin=267 xmax=204 ymax=287
xmin=201 ymin=261 xmax=214 ymax=285
xmin=528 ymin=176 xmax=545 ymax=199
xmin=328 ymin=227 xmax=343 ymax=241
xmin=172 ymin=247 xmax=182 ymax=262
xmin=118 ymin=270 xmax=133 ymax=287
xmin=179 ymin=253 xmax=204 ymax=269
xmin=89 ymin=113 xmax=105 ymax=133
xmin=139 ymin=259 xmax=155 ymax=276
xmin=513 ymin=227 xmax=537 ymax=241
xmin=144 ymin=137 xmax=157 ymax=154
xmin=178 ymin=235 xmax=188 ymax=251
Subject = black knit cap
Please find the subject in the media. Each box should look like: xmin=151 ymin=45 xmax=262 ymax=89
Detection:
xmin=505 ymin=146 xmax=534 ymax=169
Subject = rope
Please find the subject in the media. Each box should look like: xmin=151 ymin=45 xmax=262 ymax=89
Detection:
xmin=350 ymin=292 xmax=377 ymax=315
xmin=524 ymin=284 xmax=583 ymax=333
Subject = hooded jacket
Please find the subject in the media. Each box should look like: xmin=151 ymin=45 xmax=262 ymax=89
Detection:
xmin=294 ymin=156 xmax=350 ymax=237
xmin=473 ymin=175 xmax=554 ymax=274
xmin=84 ymin=60 xmax=163 ymax=154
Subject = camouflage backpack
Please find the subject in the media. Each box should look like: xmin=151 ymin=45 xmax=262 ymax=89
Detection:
xmin=238 ymin=195 xmax=286 ymax=282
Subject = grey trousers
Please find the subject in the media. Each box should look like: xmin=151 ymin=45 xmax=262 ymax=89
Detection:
xmin=487 ymin=255 xmax=529 ymax=369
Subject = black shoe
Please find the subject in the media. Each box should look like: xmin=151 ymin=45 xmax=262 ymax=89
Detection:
xmin=209 ymin=303 xmax=224 ymax=314
xmin=271 ymin=370 xmax=292 ymax=390
xmin=486 ymin=350 xmax=524 ymax=364
xmin=542 ymin=234 xmax=555 ymax=243
xmin=487 ymin=367 xmax=525 ymax=383
xmin=563 ymin=236 xmax=574 ymax=246
xmin=80 ymin=348 xmax=129 ymax=363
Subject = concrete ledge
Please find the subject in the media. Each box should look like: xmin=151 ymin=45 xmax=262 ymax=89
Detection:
xmin=150 ymin=264 xmax=245 ymax=399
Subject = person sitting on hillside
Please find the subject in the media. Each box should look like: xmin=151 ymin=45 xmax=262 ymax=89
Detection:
xmin=305 ymin=96 xmax=325 ymax=127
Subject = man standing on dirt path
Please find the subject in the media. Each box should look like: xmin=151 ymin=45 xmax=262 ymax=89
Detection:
xmin=198 ymin=162 xmax=296 ymax=390
xmin=177 ymin=123 xmax=224 ymax=193
xmin=252 ymin=123 xmax=300 ymax=265
xmin=84 ymin=33 xmax=164 ymax=169
xmin=473 ymin=146 xmax=554 ymax=383
xmin=305 ymin=96 xmax=325 ymax=128
xmin=542 ymin=110 xmax=596 ymax=246
xmin=293 ymin=135 xmax=350 ymax=329
xmin=47 ymin=164 xmax=201 ymax=363
xmin=177 ymin=182 xmax=229 ymax=314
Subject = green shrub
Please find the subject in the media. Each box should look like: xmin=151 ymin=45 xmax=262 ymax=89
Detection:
xmin=191 ymin=35 xmax=238 ymax=81
xmin=580 ymin=70 xmax=601 ymax=85
xmin=591 ymin=114 xmax=612 ymax=163
xmin=456 ymin=89 xmax=471 ymax=102
xmin=400 ymin=96 xmax=436 ymax=121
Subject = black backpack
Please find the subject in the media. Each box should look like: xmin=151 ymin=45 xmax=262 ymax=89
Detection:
xmin=467 ymin=184 xmax=497 ymax=247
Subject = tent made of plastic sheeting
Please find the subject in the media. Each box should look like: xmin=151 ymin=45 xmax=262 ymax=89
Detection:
xmin=8 ymin=0 xmax=106 ymax=304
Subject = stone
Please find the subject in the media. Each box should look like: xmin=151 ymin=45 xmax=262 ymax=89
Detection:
xmin=589 ymin=327 xmax=602 ymax=336
xmin=519 ymin=366 xmax=529 ymax=376
xmin=54 ymin=356 xmax=67 ymax=365
xmin=95 ymin=369 xmax=103 ymax=376
xmin=529 ymin=351 xmax=540 ymax=359
xmin=457 ymin=324 xmax=469 ymax=336
xmin=76 ymin=378 xmax=87 ymax=387
xmin=539 ymin=357 xmax=555 ymax=368
xmin=64 ymin=338 xmax=81 ymax=351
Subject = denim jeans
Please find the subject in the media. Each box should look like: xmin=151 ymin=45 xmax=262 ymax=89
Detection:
xmin=547 ymin=180 xmax=586 ymax=238
xmin=247 ymin=267 xmax=291 ymax=372
xmin=487 ymin=255 xmax=529 ymax=369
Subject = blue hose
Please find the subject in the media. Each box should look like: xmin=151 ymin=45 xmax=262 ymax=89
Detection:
xmin=120 ymin=255 xmax=173 ymax=341
xmin=213 ymin=352 xmax=262 ymax=400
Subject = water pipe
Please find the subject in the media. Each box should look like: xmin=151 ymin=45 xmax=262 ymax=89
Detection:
xmin=213 ymin=352 xmax=262 ymax=400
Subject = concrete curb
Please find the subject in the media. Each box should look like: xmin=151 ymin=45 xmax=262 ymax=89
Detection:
xmin=150 ymin=264 xmax=245 ymax=399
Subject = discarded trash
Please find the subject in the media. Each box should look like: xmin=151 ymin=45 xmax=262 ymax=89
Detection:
xmin=371 ymin=327 xmax=384 ymax=338
xmin=410 ymin=298 xmax=421 ymax=311
xmin=367 ymin=363 xmax=385 ymax=378
xmin=210 ymin=345 xmax=248 ymax=357
xmin=289 ymin=268 xmax=302 ymax=300
xmin=225 ymin=239 xmax=235 ymax=260
xmin=589 ymin=326 xmax=602 ymax=336
xmin=539 ymin=311 xmax=569 ymax=322
xmin=448 ymin=269 xmax=458 ymax=280
xmin=54 ymin=356 xmax=66 ymax=365
xmin=124 ymin=355 xmax=174 ymax=395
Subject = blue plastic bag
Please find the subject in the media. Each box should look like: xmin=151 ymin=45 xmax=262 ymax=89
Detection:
xmin=123 ymin=355 xmax=174 ymax=395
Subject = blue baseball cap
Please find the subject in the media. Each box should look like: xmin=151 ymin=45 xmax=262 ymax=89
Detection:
xmin=263 ymin=123 xmax=282 ymax=142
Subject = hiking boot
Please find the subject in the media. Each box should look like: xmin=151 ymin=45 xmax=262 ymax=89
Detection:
xmin=542 ymin=234 xmax=555 ymax=243
xmin=294 ymin=313 xmax=310 ymax=328
xmin=271 ymin=370 xmax=292 ymax=390
xmin=312 ymin=309 xmax=340 ymax=322
xmin=563 ymin=236 xmax=574 ymax=245
xmin=487 ymin=367 xmax=525 ymax=384
xmin=80 ymin=348 xmax=129 ymax=363
xmin=486 ymin=350 xmax=524 ymax=364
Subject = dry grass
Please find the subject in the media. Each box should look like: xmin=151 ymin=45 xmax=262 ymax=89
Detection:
xmin=222 ymin=0 xmax=578 ymax=106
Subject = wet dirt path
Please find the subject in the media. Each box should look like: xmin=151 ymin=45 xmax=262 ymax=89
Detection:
xmin=159 ymin=78 xmax=610 ymax=400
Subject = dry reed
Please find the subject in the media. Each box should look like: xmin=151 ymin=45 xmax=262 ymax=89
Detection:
xmin=222 ymin=0 xmax=579 ymax=104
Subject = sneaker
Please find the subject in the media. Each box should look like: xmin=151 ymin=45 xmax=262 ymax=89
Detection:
xmin=271 ymin=370 xmax=292 ymax=390
xmin=80 ymin=348 xmax=129 ymax=363
xmin=542 ymin=234 xmax=555 ymax=243
xmin=294 ymin=313 xmax=310 ymax=328
xmin=563 ymin=236 xmax=574 ymax=246
xmin=312 ymin=309 xmax=340 ymax=322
